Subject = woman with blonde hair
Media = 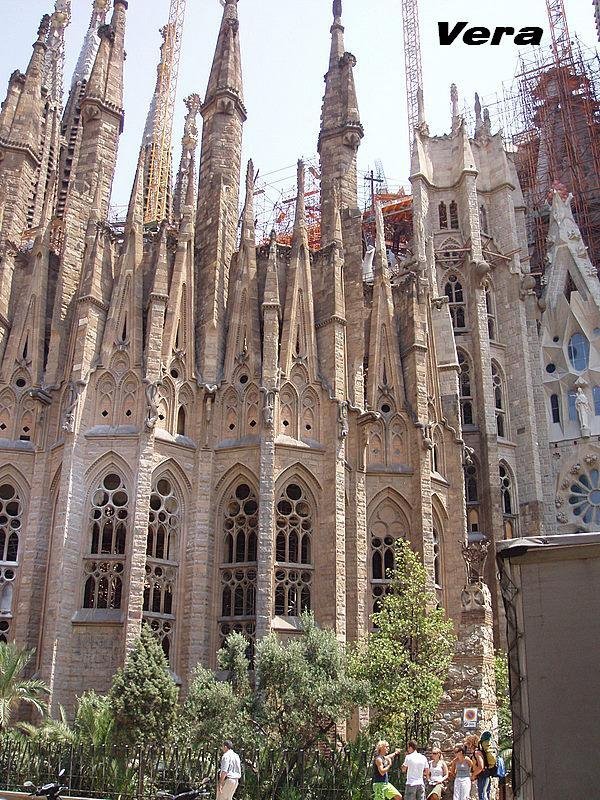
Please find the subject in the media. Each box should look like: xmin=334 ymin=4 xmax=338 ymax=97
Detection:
xmin=372 ymin=740 xmax=403 ymax=800
xmin=426 ymin=745 xmax=448 ymax=799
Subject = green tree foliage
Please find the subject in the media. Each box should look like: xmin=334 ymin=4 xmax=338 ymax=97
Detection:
xmin=0 ymin=643 xmax=48 ymax=730
xmin=494 ymin=652 xmax=512 ymax=752
xmin=354 ymin=539 xmax=456 ymax=744
xmin=180 ymin=616 xmax=368 ymax=754
xmin=108 ymin=624 xmax=178 ymax=747
xmin=74 ymin=690 xmax=115 ymax=748
xmin=253 ymin=613 xmax=369 ymax=750
xmin=17 ymin=705 xmax=75 ymax=745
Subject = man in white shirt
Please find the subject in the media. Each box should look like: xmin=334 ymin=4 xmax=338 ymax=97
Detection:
xmin=402 ymin=740 xmax=429 ymax=800
xmin=217 ymin=740 xmax=242 ymax=800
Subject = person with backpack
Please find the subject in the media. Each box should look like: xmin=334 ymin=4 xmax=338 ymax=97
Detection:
xmin=475 ymin=732 xmax=497 ymax=800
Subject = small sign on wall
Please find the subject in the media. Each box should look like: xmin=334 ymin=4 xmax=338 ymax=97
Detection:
xmin=463 ymin=707 xmax=479 ymax=729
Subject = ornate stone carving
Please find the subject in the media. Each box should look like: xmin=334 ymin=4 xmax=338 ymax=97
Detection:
xmin=460 ymin=581 xmax=491 ymax=611
xmin=143 ymin=378 xmax=163 ymax=431
xmin=260 ymin=387 xmax=277 ymax=429
xmin=462 ymin=538 xmax=490 ymax=585
xmin=61 ymin=379 xmax=86 ymax=433
xmin=575 ymin=387 xmax=591 ymax=437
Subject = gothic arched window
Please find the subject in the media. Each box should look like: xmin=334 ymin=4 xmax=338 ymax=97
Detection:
xmin=274 ymin=483 xmax=313 ymax=617
xmin=219 ymin=483 xmax=258 ymax=655
xmin=464 ymin=463 xmax=480 ymax=537
xmin=480 ymin=204 xmax=489 ymax=235
xmin=449 ymin=200 xmax=459 ymax=230
xmin=594 ymin=386 xmax=600 ymax=416
xmin=550 ymin=394 xmax=561 ymax=424
xmin=444 ymin=273 xmax=466 ymax=330
xmin=433 ymin=528 xmax=442 ymax=588
xmin=492 ymin=362 xmax=507 ymax=438
xmin=143 ymin=476 xmax=181 ymax=661
xmin=484 ymin=283 xmax=496 ymax=340
xmin=568 ymin=332 xmax=589 ymax=372
xmin=457 ymin=350 xmax=474 ymax=426
xmin=0 ymin=482 xmax=22 ymax=640
xmin=370 ymin=500 xmax=407 ymax=618
xmin=82 ymin=473 xmax=128 ymax=609
xmin=500 ymin=463 xmax=517 ymax=539
xmin=568 ymin=391 xmax=577 ymax=422
xmin=438 ymin=202 xmax=448 ymax=230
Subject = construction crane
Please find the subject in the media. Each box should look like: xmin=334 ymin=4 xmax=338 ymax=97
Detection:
xmin=546 ymin=0 xmax=572 ymax=63
xmin=401 ymin=0 xmax=423 ymax=145
xmin=144 ymin=0 xmax=187 ymax=226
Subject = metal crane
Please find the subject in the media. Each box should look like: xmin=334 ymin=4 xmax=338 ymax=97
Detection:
xmin=144 ymin=0 xmax=187 ymax=226
xmin=401 ymin=0 xmax=423 ymax=145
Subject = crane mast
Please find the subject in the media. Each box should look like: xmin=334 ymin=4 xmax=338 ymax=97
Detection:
xmin=401 ymin=0 xmax=423 ymax=145
xmin=144 ymin=0 xmax=187 ymax=226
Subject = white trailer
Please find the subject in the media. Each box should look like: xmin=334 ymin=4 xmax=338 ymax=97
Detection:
xmin=496 ymin=533 xmax=600 ymax=799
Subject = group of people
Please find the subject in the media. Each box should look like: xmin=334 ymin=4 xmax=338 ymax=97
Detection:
xmin=372 ymin=733 xmax=497 ymax=800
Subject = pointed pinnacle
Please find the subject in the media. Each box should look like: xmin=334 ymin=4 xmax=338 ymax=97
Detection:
xmin=333 ymin=0 xmax=342 ymax=21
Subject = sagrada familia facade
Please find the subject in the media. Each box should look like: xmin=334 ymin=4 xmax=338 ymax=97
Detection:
xmin=0 ymin=0 xmax=598 ymax=723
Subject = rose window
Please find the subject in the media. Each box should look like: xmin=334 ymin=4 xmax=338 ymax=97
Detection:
xmin=569 ymin=469 xmax=600 ymax=527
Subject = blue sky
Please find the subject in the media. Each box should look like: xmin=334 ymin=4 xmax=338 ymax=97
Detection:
xmin=1 ymin=0 xmax=597 ymax=218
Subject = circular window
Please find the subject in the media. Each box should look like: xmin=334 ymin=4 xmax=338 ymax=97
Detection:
xmin=568 ymin=468 xmax=600 ymax=527
xmin=240 ymin=375 xmax=249 ymax=385
xmin=553 ymin=336 xmax=560 ymax=343
xmin=546 ymin=363 xmax=556 ymax=374
xmin=381 ymin=403 xmax=391 ymax=414
xmin=170 ymin=368 xmax=179 ymax=380
xmin=15 ymin=378 xmax=26 ymax=389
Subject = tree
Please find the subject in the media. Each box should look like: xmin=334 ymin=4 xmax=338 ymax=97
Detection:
xmin=17 ymin=705 xmax=75 ymax=744
xmin=0 ymin=643 xmax=48 ymax=730
xmin=355 ymin=539 xmax=456 ymax=744
xmin=494 ymin=652 xmax=512 ymax=753
xmin=253 ymin=613 xmax=369 ymax=751
xmin=74 ymin=690 xmax=115 ymax=748
xmin=108 ymin=624 xmax=178 ymax=747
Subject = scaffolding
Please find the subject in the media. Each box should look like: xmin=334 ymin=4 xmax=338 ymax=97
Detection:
xmin=488 ymin=37 xmax=600 ymax=277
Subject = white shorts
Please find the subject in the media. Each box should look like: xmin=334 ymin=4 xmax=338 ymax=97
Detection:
xmin=217 ymin=778 xmax=239 ymax=800
xmin=453 ymin=777 xmax=472 ymax=800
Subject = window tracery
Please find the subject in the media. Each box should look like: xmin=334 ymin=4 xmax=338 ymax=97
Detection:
xmin=444 ymin=273 xmax=466 ymax=330
xmin=143 ymin=476 xmax=181 ymax=661
xmin=484 ymin=283 xmax=496 ymax=340
xmin=569 ymin=468 xmax=600 ymax=528
xmin=274 ymin=483 xmax=313 ymax=616
xmin=82 ymin=473 xmax=128 ymax=609
xmin=568 ymin=332 xmax=589 ymax=372
xmin=279 ymin=384 xmax=298 ymax=438
xmin=438 ymin=202 xmax=448 ymax=230
xmin=550 ymin=394 xmax=561 ymax=424
xmin=464 ymin=463 xmax=480 ymax=536
xmin=492 ymin=362 xmax=507 ymax=438
xmin=449 ymin=200 xmax=459 ymax=230
xmin=499 ymin=463 xmax=517 ymax=539
xmin=458 ymin=350 xmax=474 ymax=426
xmin=218 ymin=483 xmax=258 ymax=656
xmin=369 ymin=500 xmax=407 ymax=617
xmin=0 ymin=482 xmax=22 ymax=641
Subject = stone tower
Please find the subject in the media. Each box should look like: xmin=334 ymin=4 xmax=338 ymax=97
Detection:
xmin=0 ymin=0 xmax=554 ymax=713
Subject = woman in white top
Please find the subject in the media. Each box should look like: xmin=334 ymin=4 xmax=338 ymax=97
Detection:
xmin=426 ymin=746 xmax=448 ymax=799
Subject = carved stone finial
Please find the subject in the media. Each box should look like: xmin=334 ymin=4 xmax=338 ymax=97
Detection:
xmin=333 ymin=0 xmax=342 ymax=21
xmin=143 ymin=378 xmax=163 ymax=430
xmin=461 ymin=537 xmax=490 ymax=585
xmin=338 ymin=400 xmax=349 ymax=440
xmin=38 ymin=14 xmax=51 ymax=40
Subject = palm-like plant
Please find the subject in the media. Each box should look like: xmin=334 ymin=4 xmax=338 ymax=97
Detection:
xmin=0 ymin=642 xmax=48 ymax=729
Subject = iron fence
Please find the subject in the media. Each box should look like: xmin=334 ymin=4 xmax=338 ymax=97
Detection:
xmin=0 ymin=741 xmax=396 ymax=800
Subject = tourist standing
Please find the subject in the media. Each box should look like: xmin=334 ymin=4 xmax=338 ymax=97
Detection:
xmin=426 ymin=746 xmax=448 ymax=799
xmin=217 ymin=740 xmax=242 ymax=800
xmin=372 ymin=740 xmax=403 ymax=800
xmin=464 ymin=734 xmax=485 ymax=800
xmin=449 ymin=746 xmax=473 ymax=800
xmin=402 ymin=740 xmax=429 ymax=800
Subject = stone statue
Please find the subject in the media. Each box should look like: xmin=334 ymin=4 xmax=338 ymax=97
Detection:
xmin=61 ymin=380 xmax=85 ymax=433
xmin=261 ymin=387 xmax=277 ymax=429
xmin=575 ymin=386 xmax=591 ymax=435
xmin=338 ymin=400 xmax=349 ymax=440
xmin=143 ymin=379 xmax=163 ymax=430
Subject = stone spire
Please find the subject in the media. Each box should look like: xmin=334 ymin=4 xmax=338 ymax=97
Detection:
xmin=223 ymin=159 xmax=261 ymax=381
xmin=173 ymin=94 xmax=200 ymax=219
xmin=279 ymin=161 xmax=318 ymax=380
xmin=318 ymin=0 xmax=363 ymax=245
xmin=46 ymin=0 xmax=127 ymax=384
xmin=71 ymin=0 xmax=112 ymax=88
xmin=195 ymin=0 xmax=246 ymax=383
xmin=204 ymin=0 xmax=244 ymax=107
xmin=450 ymin=83 xmax=460 ymax=134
